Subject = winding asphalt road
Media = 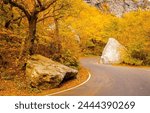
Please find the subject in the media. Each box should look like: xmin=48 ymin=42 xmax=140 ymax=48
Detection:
xmin=55 ymin=57 xmax=150 ymax=96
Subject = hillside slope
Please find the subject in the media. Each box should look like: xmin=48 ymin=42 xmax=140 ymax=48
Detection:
xmin=84 ymin=0 xmax=150 ymax=17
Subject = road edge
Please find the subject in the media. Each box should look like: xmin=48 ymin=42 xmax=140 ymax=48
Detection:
xmin=46 ymin=72 xmax=91 ymax=96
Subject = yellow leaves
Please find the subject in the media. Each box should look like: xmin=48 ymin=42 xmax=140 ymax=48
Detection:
xmin=102 ymin=10 xmax=150 ymax=54
xmin=21 ymin=0 xmax=35 ymax=11
xmin=58 ymin=0 xmax=116 ymax=46
xmin=36 ymin=0 xmax=115 ymax=44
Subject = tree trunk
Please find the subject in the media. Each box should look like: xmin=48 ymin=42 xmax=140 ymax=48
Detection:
xmin=54 ymin=18 xmax=59 ymax=38
xmin=54 ymin=18 xmax=61 ymax=53
xmin=26 ymin=16 xmax=37 ymax=55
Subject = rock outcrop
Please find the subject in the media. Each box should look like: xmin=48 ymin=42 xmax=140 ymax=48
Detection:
xmin=26 ymin=55 xmax=78 ymax=88
xmin=100 ymin=38 xmax=127 ymax=64
xmin=84 ymin=0 xmax=150 ymax=17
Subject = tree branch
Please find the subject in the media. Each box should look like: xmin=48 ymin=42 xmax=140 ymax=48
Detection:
xmin=39 ymin=0 xmax=58 ymax=12
xmin=37 ymin=14 xmax=59 ymax=22
xmin=12 ymin=15 xmax=26 ymax=22
xmin=5 ymin=0 xmax=31 ymax=20
xmin=36 ymin=0 xmax=43 ymax=8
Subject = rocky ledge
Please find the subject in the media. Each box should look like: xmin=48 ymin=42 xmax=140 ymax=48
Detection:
xmin=84 ymin=0 xmax=150 ymax=17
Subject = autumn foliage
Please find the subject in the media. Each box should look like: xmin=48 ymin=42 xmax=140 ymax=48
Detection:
xmin=0 ymin=0 xmax=150 ymax=67
xmin=0 ymin=0 xmax=150 ymax=94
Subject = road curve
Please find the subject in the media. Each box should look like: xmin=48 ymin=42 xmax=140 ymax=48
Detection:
xmin=54 ymin=57 xmax=150 ymax=96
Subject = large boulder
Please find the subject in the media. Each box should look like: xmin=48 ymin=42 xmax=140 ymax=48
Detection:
xmin=100 ymin=38 xmax=127 ymax=64
xmin=26 ymin=55 xmax=78 ymax=88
